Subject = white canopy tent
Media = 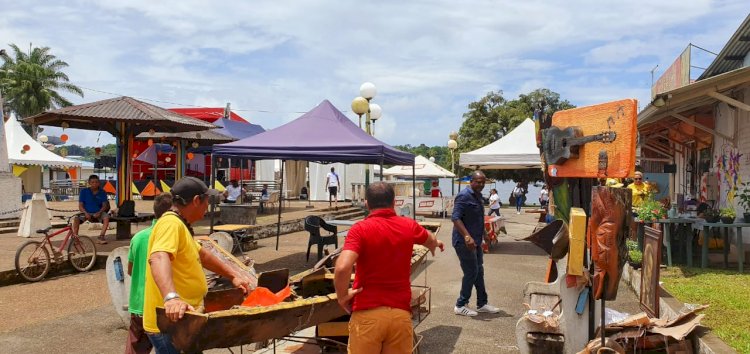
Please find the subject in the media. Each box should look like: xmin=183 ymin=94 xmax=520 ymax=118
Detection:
xmin=4 ymin=117 xmax=80 ymax=192
xmin=459 ymin=118 xmax=542 ymax=170
xmin=383 ymin=155 xmax=455 ymax=179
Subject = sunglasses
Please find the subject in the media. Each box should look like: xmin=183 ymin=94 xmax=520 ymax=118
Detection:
xmin=634 ymin=178 xmax=642 ymax=180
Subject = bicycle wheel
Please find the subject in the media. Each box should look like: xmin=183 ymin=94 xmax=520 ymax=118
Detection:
xmin=15 ymin=241 xmax=51 ymax=282
xmin=68 ymin=236 xmax=97 ymax=272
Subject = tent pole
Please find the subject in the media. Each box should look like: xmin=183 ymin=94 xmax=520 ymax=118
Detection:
xmin=306 ymin=161 xmax=313 ymax=208
xmin=210 ymin=154 xmax=216 ymax=234
xmin=412 ymin=159 xmax=416 ymax=221
xmin=276 ymin=160 xmax=285 ymax=251
xmin=379 ymin=157 xmax=383 ymax=182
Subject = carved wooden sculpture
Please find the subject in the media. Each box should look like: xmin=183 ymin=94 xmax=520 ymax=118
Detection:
xmin=587 ymin=186 xmax=631 ymax=300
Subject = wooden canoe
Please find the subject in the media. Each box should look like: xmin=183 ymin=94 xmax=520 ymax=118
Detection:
xmin=157 ymin=238 xmax=434 ymax=352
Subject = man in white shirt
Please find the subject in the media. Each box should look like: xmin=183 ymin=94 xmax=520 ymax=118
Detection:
xmin=325 ymin=167 xmax=340 ymax=210
xmin=223 ymin=180 xmax=245 ymax=204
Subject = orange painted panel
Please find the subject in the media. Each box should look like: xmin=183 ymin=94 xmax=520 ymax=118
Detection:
xmin=547 ymin=99 xmax=637 ymax=178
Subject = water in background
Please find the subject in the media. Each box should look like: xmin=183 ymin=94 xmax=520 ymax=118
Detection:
xmin=437 ymin=178 xmax=542 ymax=206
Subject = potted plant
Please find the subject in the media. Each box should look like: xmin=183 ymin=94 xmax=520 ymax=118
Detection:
xmin=636 ymin=198 xmax=667 ymax=223
xmin=703 ymin=208 xmax=720 ymax=223
xmin=626 ymin=240 xmax=642 ymax=269
xmin=720 ymin=207 xmax=736 ymax=224
xmin=738 ymin=182 xmax=750 ymax=223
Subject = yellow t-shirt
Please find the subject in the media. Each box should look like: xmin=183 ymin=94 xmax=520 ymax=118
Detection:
xmin=627 ymin=182 xmax=649 ymax=208
xmin=143 ymin=212 xmax=207 ymax=333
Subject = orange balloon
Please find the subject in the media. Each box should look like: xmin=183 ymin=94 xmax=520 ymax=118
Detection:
xmin=60 ymin=134 xmax=69 ymax=143
xmin=132 ymin=153 xmax=137 ymax=158
xmin=186 ymin=152 xmax=194 ymax=160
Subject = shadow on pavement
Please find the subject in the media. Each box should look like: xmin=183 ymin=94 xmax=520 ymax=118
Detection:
xmin=416 ymin=325 xmax=462 ymax=354
xmin=472 ymin=310 xmax=513 ymax=320
xmin=252 ymin=251 xmax=311 ymax=274
xmin=490 ymin=241 xmax=547 ymax=256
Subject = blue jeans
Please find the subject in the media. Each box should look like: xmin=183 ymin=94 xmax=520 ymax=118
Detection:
xmin=454 ymin=243 xmax=487 ymax=308
xmin=146 ymin=332 xmax=179 ymax=354
xmin=515 ymin=196 xmax=523 ymax=212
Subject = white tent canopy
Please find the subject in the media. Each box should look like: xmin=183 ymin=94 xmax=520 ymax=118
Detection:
xmin=4 ymin=117 xmax=80 ymax=168
xmin=383 ymin=155 xmax=455 ymax=178
xmin=459 ymin=118 xmax=542 ymax=169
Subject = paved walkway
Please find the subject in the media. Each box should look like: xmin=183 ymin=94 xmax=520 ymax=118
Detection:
xmin=0 ymin=209 xmax=641 ymax=353
xmin=0 ymin=199 xmax=339 ymax=272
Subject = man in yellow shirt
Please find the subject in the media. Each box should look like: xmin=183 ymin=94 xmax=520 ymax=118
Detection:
xmin=143 ymin=177 xmax=253 ymax=353
xmin=627 ymin=171 xmax=649 ymax=208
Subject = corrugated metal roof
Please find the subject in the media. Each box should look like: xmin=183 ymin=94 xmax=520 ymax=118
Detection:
xmin=698 ymin=14 xmax=750 ymax=80
xmin=24 ymin=96 xmax=216 ymax=134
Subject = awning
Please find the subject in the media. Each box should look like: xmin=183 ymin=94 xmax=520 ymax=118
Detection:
xmin=638 ymin=66 xmax=750 ymax=155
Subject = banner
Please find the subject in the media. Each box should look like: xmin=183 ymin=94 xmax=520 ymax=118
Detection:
xmin=12 ymin=164 xmax=28 ymax=177
xmin=652 ymin=45 xmax=691 ymax=98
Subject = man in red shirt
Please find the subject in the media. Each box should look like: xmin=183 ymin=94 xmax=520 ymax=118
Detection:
xmin=334 ymin=182 xmax=443 ymax=353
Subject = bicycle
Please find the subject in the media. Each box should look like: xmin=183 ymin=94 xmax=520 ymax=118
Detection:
xmin=14 ymin=213 xmax=98 ymax=282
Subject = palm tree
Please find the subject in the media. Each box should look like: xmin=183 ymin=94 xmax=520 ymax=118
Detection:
xmin=0 ymin=44 xmax=83 ymax=123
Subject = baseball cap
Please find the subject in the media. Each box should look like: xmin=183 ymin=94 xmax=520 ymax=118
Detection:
xmin=171 ymin=177 xmax=220 ymax=204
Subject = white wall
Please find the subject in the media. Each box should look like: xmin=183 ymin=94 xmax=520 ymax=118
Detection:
xmin=309 ymin=163 xmax=371 ymax=201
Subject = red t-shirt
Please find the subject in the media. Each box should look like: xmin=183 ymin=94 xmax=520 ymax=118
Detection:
xmin=343 ymin=208 xmax=429 ymax=312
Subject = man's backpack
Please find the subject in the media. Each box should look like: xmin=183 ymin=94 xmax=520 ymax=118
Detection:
xmin=117 ymin=200 xmax=135 ymax=217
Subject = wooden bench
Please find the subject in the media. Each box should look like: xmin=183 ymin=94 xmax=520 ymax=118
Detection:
xmin=110 ymin=213 xmax=155 ymax=240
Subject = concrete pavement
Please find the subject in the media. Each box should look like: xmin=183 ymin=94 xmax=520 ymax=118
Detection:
xmin=0 ymin=208 xmax=642 ymax=353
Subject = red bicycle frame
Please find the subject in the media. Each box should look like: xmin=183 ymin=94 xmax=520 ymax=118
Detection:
xmin=40 ymin=225 xmax=75 ymax=254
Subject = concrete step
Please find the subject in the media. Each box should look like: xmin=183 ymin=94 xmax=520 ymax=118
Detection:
xmin=0 ymin=226 xmax=18 ymax=234
xmin=0 ymin=220 xmax=20 ymax=228
xmin=332 ymin=210 xmax=366 ymax=221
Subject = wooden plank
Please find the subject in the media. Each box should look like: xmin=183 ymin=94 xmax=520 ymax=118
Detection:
xmin=707 ymin=91 xmax=750 ymax=112
xmin=567 ymin=208 xmax=586 ymax=276
xmin=671 ymin=113 xmax=733 ymax=141
xmin=548 ymin=99 xmax=637 ymax=178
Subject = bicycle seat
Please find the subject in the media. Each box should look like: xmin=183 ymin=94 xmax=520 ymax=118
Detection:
xmin=36 ymin=227 xmax=53 ymax=234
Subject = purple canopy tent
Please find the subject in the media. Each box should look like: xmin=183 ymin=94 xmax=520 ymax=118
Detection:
xmin=212 ymin=100 xmax=416 ymax=250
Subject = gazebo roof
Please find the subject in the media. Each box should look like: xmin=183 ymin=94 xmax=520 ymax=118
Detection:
xmin=25 ymin=96 xmax=216 ymax=135
xmin=136 ymin=129 xmax=236 ymax=143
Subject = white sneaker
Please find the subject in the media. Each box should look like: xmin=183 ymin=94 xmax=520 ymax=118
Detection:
xmin=517 ymin=211 xmax=521 ymax=215
xmin=476 ymin=304 xmax=501 ymax=313
xmin=454 ymin=306 xmax=478 ymax=317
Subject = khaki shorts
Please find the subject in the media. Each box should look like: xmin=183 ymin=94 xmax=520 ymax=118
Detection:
xmin=348 ymin=306 xmax=413 ymax=354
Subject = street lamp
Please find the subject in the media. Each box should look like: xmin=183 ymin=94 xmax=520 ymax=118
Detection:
xmin=448 ymin=134 xmax=458 ymax=195
xmin=352 ymin=82 xmax=380 ymax=190
xmin=351 ymin=97 xmax=369 ymax=127
xmin=369 ymin=103 xmax=381 ymax=136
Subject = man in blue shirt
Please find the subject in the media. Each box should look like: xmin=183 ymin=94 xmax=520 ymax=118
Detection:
xmin=452 ymin=170 xmax=501 ymax=317
xmin=73 ymin=175 xmax=111 ymax=244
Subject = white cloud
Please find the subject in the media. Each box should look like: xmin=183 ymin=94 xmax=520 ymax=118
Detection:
xmin=0 ymin=0 xmax=745 ymax=148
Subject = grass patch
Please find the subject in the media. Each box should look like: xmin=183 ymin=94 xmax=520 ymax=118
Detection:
xmin=660 ymin=267 xmax=750 ymax=353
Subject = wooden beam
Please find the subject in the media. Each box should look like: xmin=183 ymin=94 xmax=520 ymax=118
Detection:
xmin=671 ymin=113 xmax=733 ymax=141
xmin=643 ymin=144 xmax=673 ymax=159
xmin=707 ymin=91 xmax=750 ymax=112
xmin=639 ymin=157 xmax=673 ymax=163
xmin=656 ymin=121 xmax=712 ymax=146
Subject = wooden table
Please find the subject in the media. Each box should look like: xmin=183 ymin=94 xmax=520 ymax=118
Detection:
xmin=700 ymin=221 xmax=749 ymax=272
xmin=653 ymin=218 xmax=697 ymax=267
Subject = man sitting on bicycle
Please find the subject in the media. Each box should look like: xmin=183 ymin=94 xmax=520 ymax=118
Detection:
xmin=72 ymin=174 xmax=110 ymax=245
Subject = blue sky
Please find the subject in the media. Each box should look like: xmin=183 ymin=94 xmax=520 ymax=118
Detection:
xmin=2 ymin=1 xmax=747 ymax=148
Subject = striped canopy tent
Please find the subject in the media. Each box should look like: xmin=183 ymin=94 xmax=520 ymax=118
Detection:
xmin=25 ymin=96 xmax=215 ymax=205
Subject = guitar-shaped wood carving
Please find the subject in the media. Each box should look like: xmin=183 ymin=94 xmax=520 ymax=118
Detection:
xmin=544 ymin=127 xmax=617 ymax=165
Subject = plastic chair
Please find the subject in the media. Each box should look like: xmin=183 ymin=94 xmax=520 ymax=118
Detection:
xmin=304 ymin=216 xmax=338 ymax=262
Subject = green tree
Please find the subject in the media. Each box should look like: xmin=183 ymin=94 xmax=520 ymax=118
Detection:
xmin=456 ymin=88 xmax=575 ymax=181
xmin=0 ymin=44 xmax=83 ymax=122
